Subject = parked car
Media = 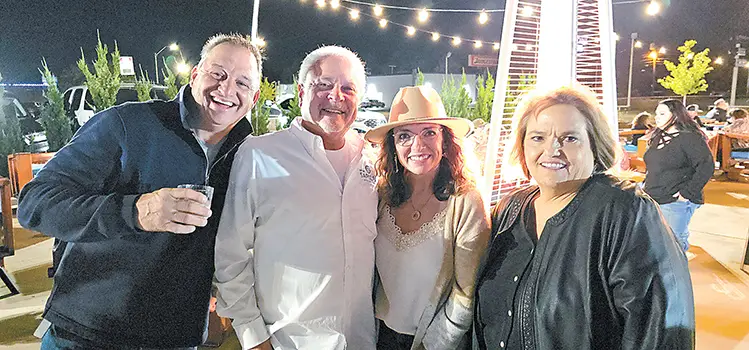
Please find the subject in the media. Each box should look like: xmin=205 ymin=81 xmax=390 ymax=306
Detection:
xmin=1 ymin=96 xmax=49 ymax=153
xmin=360 ymin=98 xmax=386 ymax=110
xmin=354 ymin=109 xmax=388 ymax=130
xmin=63 ymin=84 xmax=169 ymax=129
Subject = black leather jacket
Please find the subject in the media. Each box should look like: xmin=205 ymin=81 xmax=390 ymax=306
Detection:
xmin=472 ymin=175 xmax=695 ymax=350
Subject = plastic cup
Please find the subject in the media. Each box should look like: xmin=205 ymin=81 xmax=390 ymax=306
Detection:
xmin=177 ymin=184 xmax=214 ymax=206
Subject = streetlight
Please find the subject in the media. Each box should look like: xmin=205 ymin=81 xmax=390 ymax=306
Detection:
xmin=445 ymin=52 xmax=452 ymax=77
xmin=626 ymin=33 xmax=640 ymax=108
xmin=648 ymin=49 xmax=660 ymax=95
xmin=646 ymin=1 xmax=661 ymax=16
xmin=154 ymin=43 xmax=179 ymax=84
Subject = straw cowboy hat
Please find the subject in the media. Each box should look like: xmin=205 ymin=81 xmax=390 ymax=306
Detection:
xmin=364 ymin=86 xmax=473 ymax=143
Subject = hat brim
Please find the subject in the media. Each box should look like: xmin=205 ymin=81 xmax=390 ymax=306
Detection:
xmin=364 ymin=117 xmax=474 ymax=144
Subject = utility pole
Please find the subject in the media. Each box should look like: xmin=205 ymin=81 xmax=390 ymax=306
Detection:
xmin=445 ymin=52 xmax=452 ymax=77
xmin=251 ymin=0 xmax=260 ymax=40
xmin=626 ymin=33 xmax=637 ymax=108
xmin=730 ymin=43 xmax=745 ymax=106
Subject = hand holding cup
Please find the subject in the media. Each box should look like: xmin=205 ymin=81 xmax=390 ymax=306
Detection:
xmin=135 ymin=185 xmax=214 ymax=234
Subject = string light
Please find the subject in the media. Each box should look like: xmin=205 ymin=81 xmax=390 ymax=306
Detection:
xmin=299 ymin=0 xmax=501 ymax=50
xmin=659 ymin=46 xmax=666 ymax=54
xmin=417 ymin=8 xmax=429 ymax=22
xmin=252 ymin=37 xmax=266 ymax=48
xmin=634 ymin=40 xmax=643 ymax=48
xmin=714 ymin=57 xmax=724 ymax=65
xmin=478 ymin=10 xmax=489 ymax=24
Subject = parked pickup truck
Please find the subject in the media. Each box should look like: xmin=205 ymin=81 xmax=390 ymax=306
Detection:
xmin=63 ymin=84 xmax=168 ymax=129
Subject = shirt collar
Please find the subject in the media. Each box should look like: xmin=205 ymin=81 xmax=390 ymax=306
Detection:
xmin=178 ymin=85 xmax=198 ymax=131
xmin=289 ymin=117 xmax=364 ymax=156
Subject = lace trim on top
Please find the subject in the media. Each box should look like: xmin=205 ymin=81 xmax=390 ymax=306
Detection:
xmin=382 ymin=205 xmax=447 ymax=252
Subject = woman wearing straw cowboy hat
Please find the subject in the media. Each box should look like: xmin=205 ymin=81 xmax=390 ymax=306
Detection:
xmin=364 ymin=86 xmax=490 ymax=350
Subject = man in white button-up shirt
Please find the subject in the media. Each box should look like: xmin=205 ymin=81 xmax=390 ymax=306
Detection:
xmin=214 ymin=46 xmax=378 ymax=350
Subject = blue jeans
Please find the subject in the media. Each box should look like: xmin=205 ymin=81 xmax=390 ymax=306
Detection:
xmin=659 ymin=200 xmax=701 ymax=252
xmin=41 ymin=325 xmax=198 ymax=350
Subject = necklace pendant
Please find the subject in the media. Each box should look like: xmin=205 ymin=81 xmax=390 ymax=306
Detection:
xmin=412 ymin=210 xmax=421 ymax=221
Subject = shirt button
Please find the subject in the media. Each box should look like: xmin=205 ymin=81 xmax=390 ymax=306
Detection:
xmin=500 ymin=341 xmax=505 ymax=348
xmin=508 ymin=310 xmax=513 ymax=316
xmin=513 ymin=276 xmax=519 ymax=282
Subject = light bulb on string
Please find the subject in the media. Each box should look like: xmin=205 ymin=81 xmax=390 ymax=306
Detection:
xmin=478 ymin=10 xmax=489 ymax=24
xmin=330 ymin=0 xmax=339 ymax=9
xmin=474 ymin=41 xmax=483 ymax=49
xmin=349 ymin=9 xmax=360 ymax=20
xmin=418 ymin=9 xmax=429 ymax=22
xmin=379 ymin=19 xmax=388 ymax=28
xmin=452 ymin=37 xmax=461 ymax=46
xmin=432 ymin=32 xmax=440 ymax=41
xmin=407 ymin=26 xmax=416 ymax=36
xmin=316 ymin=0 xmax=325 ymax=8
xmin=493 ymin=42 xmax=500 ymax=50
xmin=373 ymin=4 xmax=383 ymax=17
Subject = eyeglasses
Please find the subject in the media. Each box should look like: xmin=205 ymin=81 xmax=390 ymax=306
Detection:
xmin=392 ymin=128 xmax=441 ymax=147
xmin=199 ymin=67 xmax=254 ymax=93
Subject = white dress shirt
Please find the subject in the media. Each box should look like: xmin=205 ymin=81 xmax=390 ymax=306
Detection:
xmin=214 ymin=118 xmax=378 ymax=350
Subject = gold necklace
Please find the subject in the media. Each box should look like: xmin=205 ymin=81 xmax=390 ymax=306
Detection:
xmin=409 ymin=192 xmax=433 ymax=221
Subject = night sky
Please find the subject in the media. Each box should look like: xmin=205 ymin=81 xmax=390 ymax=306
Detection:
xmin=1 ymin=0 xmax=748 ymax=95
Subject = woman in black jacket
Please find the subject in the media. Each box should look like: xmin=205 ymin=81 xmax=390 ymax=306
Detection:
xmin=643 ymin=99 xmax=713 ymax=254
xmin=472 ymin=87 xmax=694 ymax=350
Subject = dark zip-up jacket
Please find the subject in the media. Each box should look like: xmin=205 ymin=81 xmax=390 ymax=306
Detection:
xmin=17 ymin=87 xmax=252 ymax=348
xmin=472 ymin=174 xmax=695 ymax=350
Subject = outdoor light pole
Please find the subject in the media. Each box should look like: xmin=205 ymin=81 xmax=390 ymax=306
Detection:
xmin=251 ymin=0 xmax=260 ymax=40
xmin=445 ymin=52 xmax=452 ymax=77
xmin=626 ymin=33 xmax=638 ymax=108
xmin=154 ymin=43 xmax=178 ymax=84
xmin=730 ymin=43 xmax=744 ymax=106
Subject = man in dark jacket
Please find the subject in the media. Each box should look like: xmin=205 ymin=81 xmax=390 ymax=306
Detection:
xmin=18 ymin=33 xmax=261 ymax=349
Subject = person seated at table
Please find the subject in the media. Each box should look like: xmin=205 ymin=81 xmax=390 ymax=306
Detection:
xmin=724 ymin=108 xmax=749 ymax=150
xmin=687 ymin=104 xmax=705 ymax=127
xmin=705 ymin=98 xmax=729 ymax=123
xmin=630 ymin=111 xmax=653 ymax=145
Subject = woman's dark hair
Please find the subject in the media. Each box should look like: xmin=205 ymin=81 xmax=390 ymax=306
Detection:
xmin=730 ymin=108 xmax=748 ymax=120
xmin=374 ymin=126 xmax=474 ymax=207
xmin=631 ymin=112 xmax=653 ymax=129
xmin=653 ymin=99 xmax=706 ymax=142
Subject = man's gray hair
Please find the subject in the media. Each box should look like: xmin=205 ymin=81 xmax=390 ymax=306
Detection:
xmin=298 ymin=45 xmax=366 ymax=98
xmin=199 ymin=33 xmax=263 ymax=92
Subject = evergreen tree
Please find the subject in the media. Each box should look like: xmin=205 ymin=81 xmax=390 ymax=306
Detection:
xmin=162 ymin=63 xmax=179 ymax=100
xmin=39 ymin=58 xmax=73 ymax=151
xmin=77 ymin=30 xmax=121 ymax=111
xmin=251 ymin=78 xmax=277 ymax=136
xmin=415 ymin=68 xmax=425 ymax=86
xmin=441 ymin=70 xmax=471 ymax=118
xmin=283 ymin=77 xmax=302 ymax=129
xmin=472 ymin=70 xmax=496 ymax=122
xmin=135 ymin=65 xmax=154 ymax=102
xmin=658 ymin=40 xmax=714 ymax=104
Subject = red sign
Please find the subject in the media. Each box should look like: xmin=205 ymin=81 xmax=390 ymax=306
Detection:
xmin=468 ymin=55 xmax=499 ymax=68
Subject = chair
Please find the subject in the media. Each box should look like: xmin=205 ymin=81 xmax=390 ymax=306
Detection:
xmin=0 ymin=177 xmax=19 ymax=295
xmin=7 ymin=152 xmax=55 ymax=196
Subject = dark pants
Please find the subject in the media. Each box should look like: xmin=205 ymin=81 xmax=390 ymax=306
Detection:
xmin=377 ymin=320 xmax=416 ymax=350
xmin=41 ymin=324 xmax=198 ymax=350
